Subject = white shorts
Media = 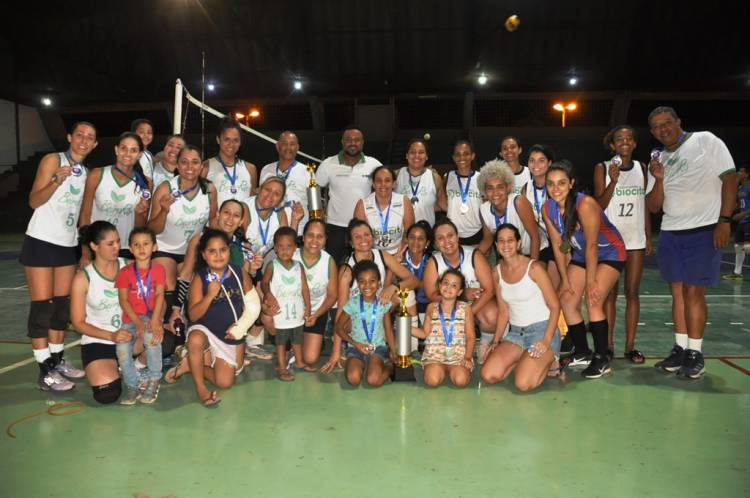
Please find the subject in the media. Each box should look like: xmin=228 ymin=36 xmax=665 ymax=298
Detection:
xmin=186 ymin=325 xmax=239 ymax=369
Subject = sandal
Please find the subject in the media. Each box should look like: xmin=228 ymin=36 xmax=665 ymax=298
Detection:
xmin=277 ymin=369 xmax=295 ymax=382
xmin=164 ymin=357 xmax=188 ymax=384
xmin=625 ymin=349 xmax=645 ymax=364
xmin=201 ymin=391 xmax=221 ymax=408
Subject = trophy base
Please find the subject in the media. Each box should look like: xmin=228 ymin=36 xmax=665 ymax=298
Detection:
xmin=391 ymin=356 xmax=416 ymax=382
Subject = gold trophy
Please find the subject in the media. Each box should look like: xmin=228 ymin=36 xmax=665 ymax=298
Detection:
xmin=392 ymin=287 xmax=416 ymax=382
xmin=306 ymin=163 xmax=324 ymax=221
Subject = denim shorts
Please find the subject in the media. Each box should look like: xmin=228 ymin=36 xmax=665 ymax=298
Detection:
xmin=345 ymin=344 xmax=389 ymax=363
xmin=657 ymin=225 xmax=721 ymax=286
xmin=503 ymin=320 xmax=561 ymax=359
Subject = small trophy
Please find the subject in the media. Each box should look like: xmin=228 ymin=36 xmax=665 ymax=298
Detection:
xmin=306 ymin=163 xmax=324 ymax=220
xmin=392 ymin=287 xmax=416 ymax=382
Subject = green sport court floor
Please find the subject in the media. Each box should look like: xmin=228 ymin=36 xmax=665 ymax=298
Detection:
xmin=0 ymin=233 xmax=748 ymax=498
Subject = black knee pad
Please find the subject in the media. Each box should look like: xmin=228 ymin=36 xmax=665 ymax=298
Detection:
xmin=50 ymin=296 xmax=71 ymax=330
xmin=92 ymin=379 xmax=122 ymax=404
xmin=28 ymin=300 xmax=54 ymax=338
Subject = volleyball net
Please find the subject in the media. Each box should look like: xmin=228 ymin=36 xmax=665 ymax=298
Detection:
xmin=172 ymin=79 xmax=322 ymax=163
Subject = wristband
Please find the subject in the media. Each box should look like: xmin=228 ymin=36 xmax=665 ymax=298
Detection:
xmin=718 ymin=216 xmax=732 ymax=223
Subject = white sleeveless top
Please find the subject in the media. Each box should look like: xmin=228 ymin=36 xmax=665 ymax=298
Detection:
xmin=445 ymin=170 xmax=483 ymax=238
xmin=498 ymin=260 xmax=548 ymax=327
xmin=395 ymin=167 xmax=438 ymax=226
xmin=156 ymin=177 xmax=211 ymax=255
xmin=81 ymin=258 xmax=126 ymax=345
xmin=259 ymin=161 xmax=310 ymax=235
xmin=511 ymin=166 xmax=531 ymax=195
xmin=26 ymin=152 xmax=88 ymax=247
xmin=90 ymin=166 xmax=143 ymax=246
xmin=151 ymin=162 xmax=176 ymax=191
xmin=270 ymin=259 xmax=306 ymax=328
xmin=243 ymin=196 xmax=284 ymax=258
xmin=432 ymin=246 xmax=480 ymax=293
xmin=524 ymin=179 xmax=550 ymax=251
xmin=139 ymin=150 xmax=154 ymax=181
xmin=364 ymin=192 xmax=406 ymax=255
xmin=603 ymin=159 xmax=651 ymax=250
xmin=345 ymin=250 xmax=386 ymax=303
xmin=479 ymin=194 xmax=533 ymax=255
xmin=205 ymin=157 xmax=253 ymax=206
xmin=294 ymin=248 xmax=332 ymax=314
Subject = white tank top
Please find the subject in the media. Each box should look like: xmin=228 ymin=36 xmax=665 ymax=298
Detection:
xmin=294 ymin=248 xmax=332 ymax=314
xmin=151 ymin=162 xmax=176 ymax=191
xmin=90 ymin=166 xmax=142 ymax=246
xmin=205 ymin=157 xmax=253 ymax=206
xmin=479 ymin=194 xmax=533 ymax=255
xmin=259 ymin=161 xmax=310 ymax=235
xmin=511 ymin=166 xmax=531 ymax=195
xmin=243 ymin=196 xmax=284 ymax=258
xmin=139 ymin=150 xmax=154 ymax=181
xmin=498 ymin=260 xmax=549 ymax=327
xmin=364 ymin=192 xmax=406 ymax=255
xmin=523 ymin=179 xmax=550 ymax=251
xmin=395 ymin=167 xmax=438 ymax=226
xmin=270 ymin=259 xmax=305 ymax=328
xmin=345 ymin=250 xmax=386 ymax=303
xmin=445 ymin=171 xmax=483 ymax=238
xmin=26 ymin=152 xmax=88 ymax=247
xmin=603 ymin=159 xmax=648 ymax=250
xmin=81 ymin=258 xmax=126 ymax=345
xmin=156 ymin=177 xmax=211 ymax=254
xmin=432 ymin=246 xmax=479 ymax=292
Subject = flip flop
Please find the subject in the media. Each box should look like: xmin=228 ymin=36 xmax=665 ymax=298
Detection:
xmin=277 ymin=369 xmax=295 ymax=382
xmin=201 ymin=391 xmax=221 ymax=408
xmin=626 ymin=349 xmax=645 ymax=364
xmin=164 ymin=357 xmax=188 ymax=384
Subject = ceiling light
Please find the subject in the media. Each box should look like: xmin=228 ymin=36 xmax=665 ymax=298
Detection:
xmin=568 ymin=77 xmax=578 ymax=86
xmin=293 ymin=80 xmax=302 ymax=91
xmin=41 ymin=97 xmax=52 ymax=107
xmin=477 ymin=73 xmax=488 ymax=86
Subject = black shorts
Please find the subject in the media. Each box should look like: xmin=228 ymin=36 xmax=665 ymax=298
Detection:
xmin=80 ymin=343 xmax=117 ymax=368
xmin=538 ymin=246 xmax=554 ymax=263
xmin=735 ymin=223 xmax=750 ymax=244
xmin=153 ymin=251 xmax=184 ymax=264
xmin=303 ymin=313 xmax=328 ymax=334
xmin=19 ymin=235 xmax=77 ymax=267
xmin=569 ymin=259 xmax=624 ymax=273
xmin=459 ymin=228 xmax=483 ymax=247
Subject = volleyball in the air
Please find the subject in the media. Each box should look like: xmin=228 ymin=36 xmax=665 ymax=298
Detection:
xmin=504 ymin=15 xmax=520 ymax=32
xmin=423 ymin=132 xmax=431 ymax=141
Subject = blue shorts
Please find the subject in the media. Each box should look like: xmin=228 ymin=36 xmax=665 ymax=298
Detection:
xmin=657 ymin=225 xmax=721 ymax=286
xmin=503 ymin=320 xmax=561 ymax=360
xmin=345 ymin=344 xmax=389 ymax=363
xmin=735 ymin=222 xmax=750 ymax=244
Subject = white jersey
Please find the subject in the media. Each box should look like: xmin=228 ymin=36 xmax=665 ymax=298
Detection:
xmin=205 ymin=157 xmax=253 ymax=206
xmin=395 ymin=167 xmax=438 ymax=226
xmin=243 ymin=196 xmax=284 ymax=258
xmin=603 ymin=159 xmax=653 ymax=250
xmin=139 ymin=150 xmax=154 ymax=181
xmin=479 ymin=195 xmax=533 ymax=255
xmin=659 ymin=131 xmax=735 ymax=231
xmin=432 ymin=246 xmax=480 ymax=293
xmin=260 ymin=160 xmax=310 ymax=235
xmin=524 ymin=180 xmax=550 ymax=250
xmin=445 ymin=170 xmax=483 ymax=238
xmin=156 ymin=177 xmax=210 ymax=255
xmin=294 ymin=249 xmax=332 ymax=314
xmin=364 ymin=192 xmax=406 ymax=255
xmin=345 ymin=250 xmax=386 ymax=304
xmin=511 ymin=166 xmax=531 ymax=195
xmin=80 ymin=258 xmax=126 ymax=346
xmin=270 ymin=259 xmax=306 ymax=328
xmin=151 ymin=162 xmax=176 ymax=191
xmin=90 ymin=166 xmax=143 ymax=246
xmin=316 ymin=152 xmax=381 ymax=227
xmin=26 ymin=152 xmax=88 ymax=247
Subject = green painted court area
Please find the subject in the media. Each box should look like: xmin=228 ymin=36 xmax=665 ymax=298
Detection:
xmin=1 ymin=235 xmax=749 ymax=498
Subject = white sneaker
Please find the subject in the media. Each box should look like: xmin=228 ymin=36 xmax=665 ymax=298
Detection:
xmin=246 ymin=345 xmax=273 ymax=360
xmin=55 ymin=358 xmax=85 ymax=379
xmin=38 ymin=370 xmax=75 ymax=392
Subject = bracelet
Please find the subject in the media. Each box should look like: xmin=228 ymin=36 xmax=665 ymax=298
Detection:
xmin=718 ymin=216 xmax=732 ymax=223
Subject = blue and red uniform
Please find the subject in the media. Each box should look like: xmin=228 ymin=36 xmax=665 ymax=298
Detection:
xmin=544 ymin=192 xmax=625 ymax=264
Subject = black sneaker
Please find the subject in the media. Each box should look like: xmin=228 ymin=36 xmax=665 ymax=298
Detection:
xmin=568 ymin=351 xmax=592 ymax=367
xmin=559 ymin=334 xmax=575 ymax=359
xmin=654 ymin=344 xmax=685 ymax=372
xmin=581 ymin=353 xmax=611 ymax=379
xmin=677 ymin=349 xmax=705 ymax=379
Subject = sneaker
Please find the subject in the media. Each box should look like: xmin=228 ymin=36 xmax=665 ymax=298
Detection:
xmin=721 ymin=273 xmax=743 ymax=282
xmin=677 ymin=349 xmax=705 ymax=379
xmin=120 ymin=387 xmax=140 ymax=405
xmin=581 ymin=353 xmax=611 ymax=379
xmin=246 ymin=345 xmax=273 ymax=360
xmin=568 ymin=351 xmax=592 ymax=367
xmin=139 ymin=380 xmax=160 ymax=404
xmin=38 ymin=370 xmax=75 ymax=392
xmin=654 ymin=344 xmax=685 ymax=372
xmin=55 ymin=358 xmax=85 ymax=379
xmin=559 ymin=334 xmax=575 ymax=359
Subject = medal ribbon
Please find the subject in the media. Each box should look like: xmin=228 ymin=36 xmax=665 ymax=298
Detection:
xmin=438 ymin=300 xmax=458 ymax=348
xmin=173 ymin=179 xmax=198 ymax=198
xmin=457 ymin=171 xmax=474 ymax=205
xmin=532 ymin=184 xmax=546 ymax=218
xmin=408 ymin=174 xmax=421 ymax=199
xmin=376 ymin=200 xmax=392 ymax=243
xmin=276 ymin=160 xmax=297 ymax=181
xmin=133 ymin=263 xmax=153 ymax=312
xmin=445 ymin=248 xmax=464 ymax=273
xmin=359 ymin=295 xmax=379 ymax=345
xmin=491 ymin=204 xmax=507 ymax=230
xmin=217 ymin=155 xmax=238 ymax=189
xmin=405 ymin=252 xmax=427 ymax=280
xmin=255 ymin=205 xmax=272 ymax=247
xmin=114 ymin=165 xmax=149 ymax=191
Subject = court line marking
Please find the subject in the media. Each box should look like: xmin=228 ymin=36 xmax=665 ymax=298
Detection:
xmin=636 ymin=295 xmax=750 ymax=298
xmin=719 ymin=358 xmax=750 ymax=377
xmin=720 ymin=261 xmax=750 ymax=269
xmin=0 ymin=339 xmax=81 ymax=375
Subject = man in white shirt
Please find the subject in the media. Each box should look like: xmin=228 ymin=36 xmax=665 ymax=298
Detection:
xmin=316 ymin=127 xmax=382 ymax=263
xmin=646 ymin=106 xmax=737 ymax=379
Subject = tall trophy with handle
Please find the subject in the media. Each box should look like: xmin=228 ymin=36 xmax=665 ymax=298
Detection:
xmin=392 ymin=287 xmax=416 ymax=382
xmin=306 ymin=163 xmax=324 ymax=221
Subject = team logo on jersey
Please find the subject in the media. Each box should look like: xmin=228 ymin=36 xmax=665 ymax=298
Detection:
xmin=182 ymin=205 xmax=197 ymax=215
xmin=104 ymin=289 xmax=119 ymax=298
xmin=110 ymin=191 xmax=127 ymax=203
xmin=69 ymin=185 xmax=81 ymax=196
xmin=282 ymin=275 xmax=296 ymax=286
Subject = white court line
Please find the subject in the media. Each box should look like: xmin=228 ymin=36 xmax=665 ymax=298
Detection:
xmin=720 ymin=261 xmax=750 ymax=268
xmin=0 ymin=339 xmax=81 ymax=375
xmin=730 ymin=322 xmax=744 ymax=325
xmin=13 ymin=284 xmax=27 ymax=290
xmin=633 ymin=295 xmax=750 ymax=298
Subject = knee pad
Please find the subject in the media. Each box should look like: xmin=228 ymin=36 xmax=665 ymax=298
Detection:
xmin=92 ymin=379 xmax=122 ymax=404
xmin=28 ymin=300 xmax=54 ymax=338
xmin=50 ymin=296 xmax=71 ymax=330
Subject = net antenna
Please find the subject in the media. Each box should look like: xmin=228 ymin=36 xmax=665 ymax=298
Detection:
xmin=172 ymin=78 xmax=322 ymax=163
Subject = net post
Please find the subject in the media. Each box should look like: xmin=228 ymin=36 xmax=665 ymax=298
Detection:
xmin=173 ymin=79 xmax=183 ymax=135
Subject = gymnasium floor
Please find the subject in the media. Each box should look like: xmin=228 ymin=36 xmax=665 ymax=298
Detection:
xmin=0 ymin=233 xmax=748 ymax=498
